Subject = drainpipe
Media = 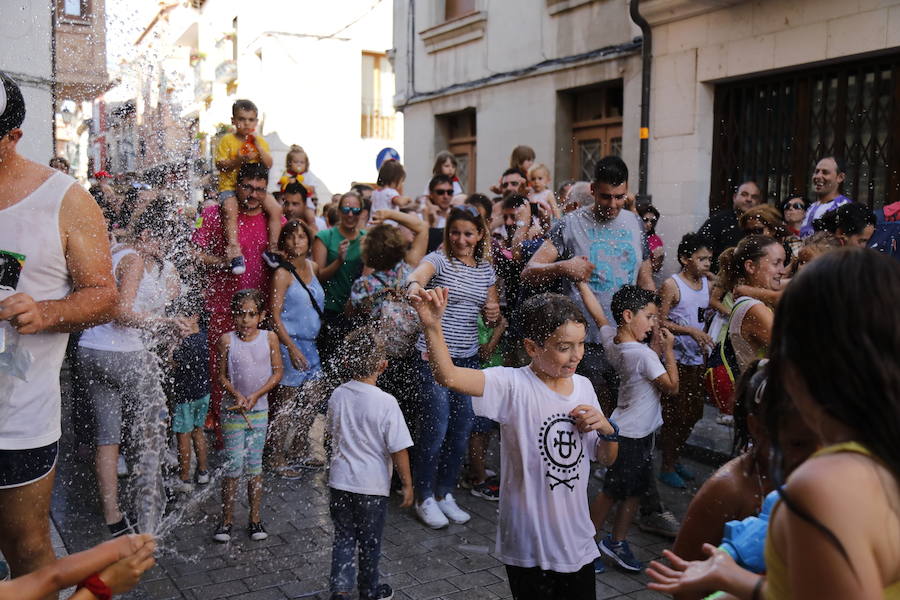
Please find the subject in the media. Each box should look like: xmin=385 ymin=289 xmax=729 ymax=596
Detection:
xmin=630 ymin=0 xmax=652 ymax=207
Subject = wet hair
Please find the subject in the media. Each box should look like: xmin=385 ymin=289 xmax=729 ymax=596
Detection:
xmin=593 ymin=155 xmax=628 ymax=187
xmin=677 ymin=232 xmax=712 ymax=268
xmin=528 ymin=163 xmax=550 ymax=180
xmin=716 ymin=234 xmax=780 ymax=293
xmin=362 ymin=224 xmax=407 ymax=271
xmin=338 ymin=191 xmax=362 ymax=210
xmin=517 ymin=293 xmax=586 ymax=345
xmin=236 ymin=162 xmax=269 ymax=185
xmin=285 ymin=144 xmax=308 ymax=170
xmin=740 ymin=205 xmax=789 ymax=240
xmin=814 ymin=202 xmax=875 ymax=237
xmin=0 ymin=71 xmax=26 ymax=137
xmin=376 ymin=159 xmax=405 ymax=188
xmin=509 ymin=145 xmax=535 ymax=169
xmin=341 ymin=326 xmax=386 ymax=379
xmin=351 ymin=183 xmax=373 ymax=196
xmin=325 ymin=203 xmax=340 ymax=227
xmin=282 ymin=181 xmax=307 ymax=201
xmin=501 ymin=194 xmax=528 ymax=211
xmin=442 ymin=206 xmax=490 ymax=263
xmin=428 ymin=174 xmax=453 ymax=192
xmin=277 ymin=219 xmax=314 ymax=255
xmin=557 ymin=179 xmax=576 ymax=198
xmin=766 ymin=249 xmax=900 ymax=569
xmin=49 ymin=156 xmax=70 ymax=172
xmin=501 ymin=167 xmax=527 ymax=181
xmin=610 ymin=285 xmax=660 ymax=326
xmin=230 ymin=288 xmax=265 ymax=313
xmin=732 ymin=359 xmax=769 ymax=455
xmin=232 ymin=99 xmax=258 ymax=116
xmin=432 ymin=151 xmax=457 ymax=176
xmin=465 ymin=193 xmax=492 ymax=219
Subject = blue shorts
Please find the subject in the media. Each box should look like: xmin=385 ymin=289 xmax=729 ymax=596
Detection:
xmin=172 ymin=394 xmax=210 ymax=434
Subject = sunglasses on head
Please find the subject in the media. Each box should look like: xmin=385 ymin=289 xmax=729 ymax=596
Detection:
xmin=340 ymin=206 xmax=362 ymax=215
xmin=454 ymin=205 xmax=481 ymax=218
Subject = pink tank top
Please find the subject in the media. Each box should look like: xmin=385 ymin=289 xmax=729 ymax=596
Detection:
xmin=226 ymin=331 xmax=272 ymax=412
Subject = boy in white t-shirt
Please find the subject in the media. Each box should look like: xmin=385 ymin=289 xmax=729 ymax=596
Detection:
xmin=577 ymin=282 xmax=679 ymax=573
xmin=411 ymin=287 xmax=618 ymax=600
xmin=327 ymin=327 xmax=413 ymax=600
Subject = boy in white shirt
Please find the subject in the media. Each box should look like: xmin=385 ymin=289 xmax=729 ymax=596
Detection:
xmin=327 ymin=327 xmax=413 ymax=600
xmin=577 ymin=282 xmax=678 ymax=573
xmin=411 ymin=287 xmax=618 ymax=600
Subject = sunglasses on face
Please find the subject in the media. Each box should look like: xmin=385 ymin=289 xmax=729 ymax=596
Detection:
xmin=785 ymin=202 xmax=805 ymax=211
xmin=643 ymin=217 xmax=657 ymax=224
xmin=432 ymin=188 xmax=453 ymax=196
xmin=233 ymin=310 xmax=259 ymax=317
xmin=597 ymin=192 xmax=627 ymax=201
xmin=340 ymin=206 xmax=362 ymax=215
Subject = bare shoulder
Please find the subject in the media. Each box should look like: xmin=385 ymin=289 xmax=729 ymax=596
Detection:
xmin=267 ymin=330 xmax=279 ymax=345
xmin=216 ymin=332 xmax=232 ymax=350
xmin=660 ymin=277 xmax=679 ymax=299
xmin=307 ymin=258 xmax=318 ymax=275
xmin=59 ymin=179 xmax=105 ymax=227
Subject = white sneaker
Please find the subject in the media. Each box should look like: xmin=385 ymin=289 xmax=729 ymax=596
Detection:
xmin=117 ymin=454 xmax=128 ymax=478
xmin=437 ymin=493 xmax=471 ymax=524
xmin=173 ymin=479 xmax=194 ymax=494
xmin=415 ymin=497 xmax=449 ymax=529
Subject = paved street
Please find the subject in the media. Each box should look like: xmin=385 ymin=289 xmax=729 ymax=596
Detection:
xmin=50 ymin=364 xmax=732 ymax=600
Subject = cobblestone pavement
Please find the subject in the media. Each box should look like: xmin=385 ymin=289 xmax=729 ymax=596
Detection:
xmin=51 ymin=366 xmax=732 ymax=600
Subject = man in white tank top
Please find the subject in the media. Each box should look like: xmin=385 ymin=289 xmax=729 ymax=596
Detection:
xmin=0 ymin=72 xmax=117 ymax=582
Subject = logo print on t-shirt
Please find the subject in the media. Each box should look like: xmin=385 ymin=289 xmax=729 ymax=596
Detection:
xmin=0 ymin=250 xmax=25 ymax=292
xmin=538 ymin=413 xmax=583 ymax=492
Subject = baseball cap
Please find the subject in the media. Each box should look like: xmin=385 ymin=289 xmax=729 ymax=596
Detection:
xmin=0 ymin=71 xmax=26 ymax=138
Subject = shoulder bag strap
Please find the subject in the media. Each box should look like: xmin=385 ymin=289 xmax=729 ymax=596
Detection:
xmin=281 ymin=263 xmax=324 ymax=319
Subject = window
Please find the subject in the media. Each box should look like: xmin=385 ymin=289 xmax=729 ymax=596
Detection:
xmin=437 ymin=109 xmax=476 ymax=192
xmin=710 ymin=53 xmax=900 ymax=211
xmin=58 ymin=0 xmax=90 ymax=23
xmin=361 ymin=52 xmax=397 ymax=139
xmin=445 ymin=0 xmax=476 ymax=21
xmin=558 ymin=83 xmax=623 ymax=181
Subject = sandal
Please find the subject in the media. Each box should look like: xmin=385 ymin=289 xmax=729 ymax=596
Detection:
xmin=274 ymin=465 xmax=304 ymax=480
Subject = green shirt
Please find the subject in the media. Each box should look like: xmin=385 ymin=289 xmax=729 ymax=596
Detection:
xmin=478 ymin=315 xmax=504 ymax=368
xmin=316 ymin=227 xmax=365 ymax=313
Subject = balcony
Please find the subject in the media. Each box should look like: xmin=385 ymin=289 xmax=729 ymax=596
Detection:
xmin=194 ymin=80 xmax=212 ymax=102
xmin=215 ymin=59 xmax=237 ymax=83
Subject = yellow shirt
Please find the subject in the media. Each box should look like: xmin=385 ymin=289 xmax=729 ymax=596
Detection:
xmin=763 ymin=442 xmax=900 ymax=599
xmin=215 ymin=132 xmax=271 ymax=192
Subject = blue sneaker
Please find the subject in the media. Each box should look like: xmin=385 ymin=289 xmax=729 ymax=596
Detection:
xmin=675 ymin=463 xmax=696 ymax=481
xmin=658 ymin=470 xmax=687 ymax=489
xmin=593 ymin=556 xmax=606 ymax=573
xmin=230 ymin=255 xmax=246 ymax=275
xmin=599 ymin=536 xmax=643 ymax=572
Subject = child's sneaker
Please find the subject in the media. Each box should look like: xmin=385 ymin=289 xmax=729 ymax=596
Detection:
xmin=599 ymin=536 xmax=643 ymax=572
xmin=415 ymin=497 xmax=449 ymax=529
xmin=658 ymin=470 xmax=686 ymax=489
xmin=470 ymin=479 xmax=499 ymax=501
xmin=212 ymin=522 xmax=232 ymax=543
xmin=248 ymin=521 xmax=268 ymax=541
xmin=675 ymin=463 xmax=696 ymax=481
xmin=231 ymin=255 xmax=246 ymax=275
xmin=362 ymin=583 xmax=394 ymax=600
xmin=195 ymin=469 xmax=210 ymax=485
xmin=593 ymin=557 xmax=606 ymax=573
xmin=637 ymin=509 xmax=680 ymax=539
xmin=262 ymin=251 xmax=282 ymax=269
xmin=108 ymin=513 xmax=138 ymax=538
xmin=437 ymin=493 xmax=471 ymax=524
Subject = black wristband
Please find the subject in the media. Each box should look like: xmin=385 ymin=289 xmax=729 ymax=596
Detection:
xmin=751 ymin=576 xmax=764 ymax=600
xmin=596 ymin=420 xmax=619 ymax=442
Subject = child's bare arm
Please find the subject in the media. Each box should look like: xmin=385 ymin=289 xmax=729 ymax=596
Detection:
xmin=709 ymin=281 xmax=729 ymax=316
xmin=479 ymin=316 xmax=507 ymax=362
xmin=410 ymin=287 xmax=486 ymax=397
xmin=660 ymin=279 xmax=714 ymax=351
xmin=576 ymin=281 xmax=609 ymax=327
xmin=216 ymin=334 xmax=244 ymax=407
xmin=733 ymin=284 xmax=782 ymax=306
xmin=653 ymin=329 xmax=679 ymax=395
xmin=244 ymin=331 xmax=284 ymax=409
xmin=257 ymin=145 xmax=273 ymax=169
xmin=390 ymin=448 xmax=414 ymax=508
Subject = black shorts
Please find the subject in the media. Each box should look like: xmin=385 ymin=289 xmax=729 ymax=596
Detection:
xmin=505 ymin=562 xmax=595 ymax=600
xmin=603 ymin=434 xmax=653 ymax=500
xmin=0 ymin=442 xmax=58 ymax=489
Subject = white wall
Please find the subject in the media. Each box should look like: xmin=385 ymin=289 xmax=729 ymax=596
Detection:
xmin=0 ymin=0 xmax=54 ymax=162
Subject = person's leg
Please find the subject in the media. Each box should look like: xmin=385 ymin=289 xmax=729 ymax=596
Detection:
xmin=221 ymin=412 xmax=247 ymax=524
xmin=192 ymin=426 xmax=209 ymax=473
xmin=557 ymin=563 xmax=596 ymax=600
xmin=329 ymin=489 xmax=357 ymax=596
xmin=261 ymin=193 xmax=283 ymax=253
xmin=244 ymin=410 xmax=268 ymax=523
xmin=506 ymin=565 xmax=557 ymax=600
xmin=413 ymin=360 xmax=451 ymax=501
xmin=467 ymin=431 xmax=489 ymax=484
xmin=434 ymin=356 xmax=478 ymax=499
xmin=221 ymin=194 xmax=242 ymax=259
xmin=659 ymin=388 xmax=682 ymax=474
xmin=95 ymin=444 xmax=122 ymax=523
xmin=589 ymin=492 xmax=616 ymax=538
xmin=575 ymin=344 xmax=615 ymax=416
xmin=611 ymin=496 xmax=640 ymax=542
xmin=675 ymin=364 xmax=706 ymax=465
xmin=355 ymin=494 xmax=388 ymax=598
xmin=0 ymin=466 xmax=56 ymax=585
xmin=175 ymin=405 xmax=193 ymax=481
xmin=220 ymin=477 xmax=238 ymax=525
xmin=247 ymin=475 xmax=263 ymax=524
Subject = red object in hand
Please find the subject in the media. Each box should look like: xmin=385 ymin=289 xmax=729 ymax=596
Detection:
xmin=77 ymin=573 xmax=112 ymax=600
xmin=239 ymin=134 xmax=257 ymax=156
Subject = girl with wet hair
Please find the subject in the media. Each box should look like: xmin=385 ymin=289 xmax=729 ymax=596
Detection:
xmin=814 ymin=202 xmax=877 ymax=248
xmin=648 ymin=249 xmax=900 ymax=599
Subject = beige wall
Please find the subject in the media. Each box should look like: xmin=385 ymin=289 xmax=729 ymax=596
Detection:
xmin=647 ymin=0 xmax=900 ymax=274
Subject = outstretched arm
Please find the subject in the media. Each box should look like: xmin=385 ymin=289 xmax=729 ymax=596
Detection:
xmin=576 ymin=281 xmax=609 ymax=328
xmin=409 ymin=286 xmax=485 ymax=397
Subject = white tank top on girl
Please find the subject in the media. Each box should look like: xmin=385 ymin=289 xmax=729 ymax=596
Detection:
xmin=0 ymin=171 xmax=74 ymax=450
xmin=668 ymin=274 xmax=710 ymax=366
xmin=226 ymin=331 xmax=272 ymax=412
xmin=79 ymin=245 xmax=173 ymax=352
xmin=729 ymin=296 xmax=766 ymax=374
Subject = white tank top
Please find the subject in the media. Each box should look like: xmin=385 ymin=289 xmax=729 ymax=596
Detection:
xmin=669 ymin=274 xmax=709 ymax=366
xmin=729 ymin=296 xmax=766 ymax=374
xmin=0 ymin=171 xmax=74 ymax=449
xmin=226 ymin=331 xmax=272 ymax=412
xmin=78 ymin=246 xmax=146 ymax=352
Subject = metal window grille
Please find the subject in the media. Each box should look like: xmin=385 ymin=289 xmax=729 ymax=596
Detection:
xmin=710 ymin=53 xmax=900 ymax=211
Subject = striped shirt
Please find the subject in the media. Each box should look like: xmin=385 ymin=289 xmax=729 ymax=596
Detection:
xmin=414 ymin=251 xmax=496 ymax=358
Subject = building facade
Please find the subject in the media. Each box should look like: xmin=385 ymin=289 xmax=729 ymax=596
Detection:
xmin=392 ymin=0 xmax=900 ymax=271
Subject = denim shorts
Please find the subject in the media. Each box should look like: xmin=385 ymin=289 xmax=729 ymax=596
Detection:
xmin=172 ymin=394 xmax=210 ymax=434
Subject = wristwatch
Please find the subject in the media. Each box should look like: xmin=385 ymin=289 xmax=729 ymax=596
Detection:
xmin=596 ymin=420 xmax=619 ymax=442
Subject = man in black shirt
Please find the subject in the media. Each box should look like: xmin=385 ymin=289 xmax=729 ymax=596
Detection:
xmin=699 ymin=180 xmax=762 ymax=271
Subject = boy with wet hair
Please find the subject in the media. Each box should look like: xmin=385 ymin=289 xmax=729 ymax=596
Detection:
xmin=578 ymin=283 xmax=678 ymax=573
xmin=214 ymin=99 xmax=280 ymax=274
xmin=327 ymin=327 xmax=413 ymax=600
xmin=411 ymin=289 xmax=618 ymax=600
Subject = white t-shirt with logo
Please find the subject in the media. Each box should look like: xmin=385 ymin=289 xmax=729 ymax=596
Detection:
xmin=600 ymin=325 xmax=666 ymax=438
xmin=475 ymin=366 xmax=602 ymax=572
xmin=327 ymin=380 xmax=413 ymax=496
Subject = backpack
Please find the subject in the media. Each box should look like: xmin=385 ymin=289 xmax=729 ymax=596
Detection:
xmin=704 ymin=298 xmax=753 ymax=415
xmin=868 ymin=203 xmax=900 ymax=260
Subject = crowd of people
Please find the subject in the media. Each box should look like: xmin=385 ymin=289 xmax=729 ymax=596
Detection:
xmin=2 ymin=76 xmax=899 ymax=600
